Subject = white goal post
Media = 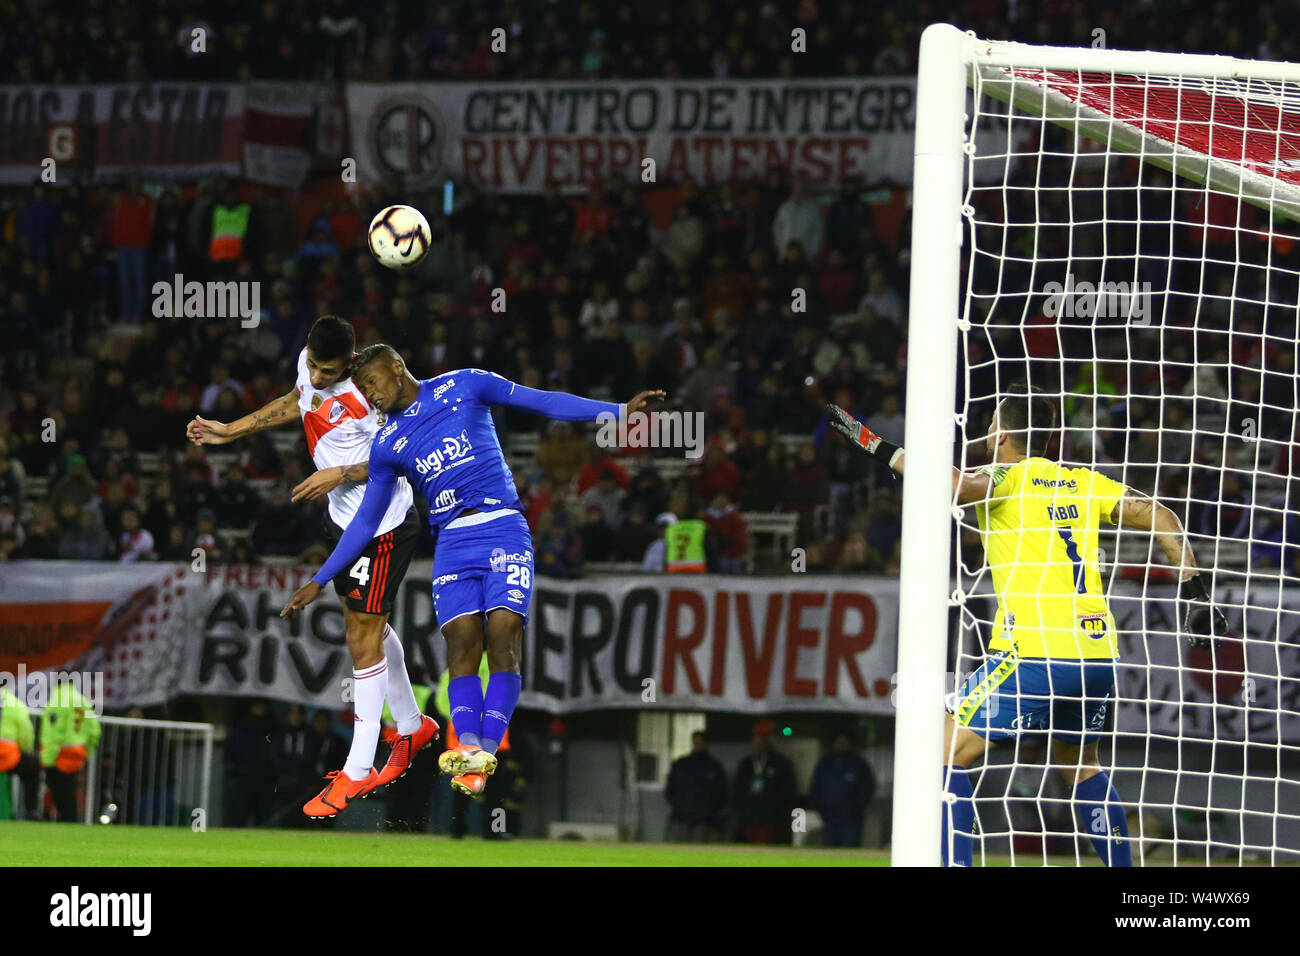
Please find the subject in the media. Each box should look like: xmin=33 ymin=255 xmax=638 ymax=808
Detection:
xmin=893 ymin=23 xmax=1300 ymax=866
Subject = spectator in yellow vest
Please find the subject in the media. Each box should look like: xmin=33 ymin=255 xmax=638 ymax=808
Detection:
xmin=40 ymin=682 xmax=102 ymax=823
xmin=209 ymin=181 xmax=252 ymax=265
xmin=0 ymin=687 xmax=35 ymax=821
xmin=663 ymin=501 xmax=718 ymax=573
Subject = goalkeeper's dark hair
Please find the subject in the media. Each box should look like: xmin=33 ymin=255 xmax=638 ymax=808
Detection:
xmin=997 ymin=384 xmax=1057 ymax=457
xmin=352 ymin=343 xmax=402 ymax=376
xmin=305 ymin=315 xmax=355 ymax=363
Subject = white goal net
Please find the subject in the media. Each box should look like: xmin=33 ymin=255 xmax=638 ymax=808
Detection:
xmin=894 ymin=25 xmax=1300 ymax=866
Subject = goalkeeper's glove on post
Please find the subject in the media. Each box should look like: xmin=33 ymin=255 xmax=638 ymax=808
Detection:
xmin=1179 ymin=573 xmax=1227 ymax=649
xmin=826 ymin=404 xmax=903 ymax=471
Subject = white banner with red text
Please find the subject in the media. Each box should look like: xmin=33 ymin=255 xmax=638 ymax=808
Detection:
xmin=344 ymin=78 xmax=927 ymax=193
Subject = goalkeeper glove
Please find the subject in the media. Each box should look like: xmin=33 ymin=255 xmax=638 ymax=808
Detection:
xmin=1179 ymin=573 xmax=1227 ymax=649
xmin=826 ymin=404 xmax=903 ymax=471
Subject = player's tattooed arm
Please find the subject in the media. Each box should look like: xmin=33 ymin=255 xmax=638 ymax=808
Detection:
xmin=186 ymin=389 xmax=298 ymax=445
xmin=1114 ymin=491 xmax=1199 ymax=578
xmin=291 ymin=461 xmax=368 ymax=504
xmin=1116 ymin=490 xmax=1224 ymax=644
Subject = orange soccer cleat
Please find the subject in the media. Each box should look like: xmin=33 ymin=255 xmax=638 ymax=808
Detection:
xmin=450 ymin=772 xmax=487 ymax=796
xmin=303 ymin=767 xmax=379 ymax=818
xmin=438 ymin=743 xmax=498 ymax=778
xmin=375 ymin=714 xmax=441 ymax=786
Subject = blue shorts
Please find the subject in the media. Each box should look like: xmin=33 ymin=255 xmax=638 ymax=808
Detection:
xmin=947 ymin=650 xmax=1116 ymax=746
xmin=431 ymin=510 xmax=534 ymax=629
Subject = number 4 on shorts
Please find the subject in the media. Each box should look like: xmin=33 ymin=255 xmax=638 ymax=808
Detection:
xmin=350 ymin=556 xmax=371 ymax=587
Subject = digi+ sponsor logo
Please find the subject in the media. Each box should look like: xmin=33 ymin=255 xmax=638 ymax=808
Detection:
xmin=414 ymin=430 xmax=474 ymax=477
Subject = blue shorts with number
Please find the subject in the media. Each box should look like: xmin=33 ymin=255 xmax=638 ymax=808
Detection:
xmin=431 ymin=510 xmax=534 ymax=629
xmin=946 ymin=650 xmax=1117 ymax=746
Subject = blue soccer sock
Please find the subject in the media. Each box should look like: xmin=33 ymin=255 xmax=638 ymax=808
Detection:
xmin=942 ymin=767 xmax=975 ymax=867
xmin=479 ymin=672 xmax=522 ymax=755
xmin=1073 ymin=772 xmax=1133 ymax=866
xmin=448 ymin=674 xmax=484 ymax=748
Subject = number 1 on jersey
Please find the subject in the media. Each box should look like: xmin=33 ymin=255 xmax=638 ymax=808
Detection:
xmin=1055 ymin=527 xmax=1087 ymax=595
xmin=1045 ymin=506 xmax=1087 ymax=594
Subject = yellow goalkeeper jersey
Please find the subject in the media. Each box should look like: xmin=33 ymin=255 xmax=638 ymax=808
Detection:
xmin=973 ymin=457 xmax=1127 ymax=660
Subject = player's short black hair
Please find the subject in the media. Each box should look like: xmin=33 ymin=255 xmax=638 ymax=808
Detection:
xmin=352 ymin=343 xmax=401 ymax=375
xmin=997 ymin=384 xmax=1056 ymax=457
xmin=306 ymin=315 xmax=355 ymax=363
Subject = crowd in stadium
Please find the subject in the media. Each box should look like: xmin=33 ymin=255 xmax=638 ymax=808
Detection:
xmin=0 ymin=166 xmax=917 ymax=575
xmin=1 ymin=0 xmax=1295 ymax=578
xmin=4 ymin=0 xmax=1296 ymax=84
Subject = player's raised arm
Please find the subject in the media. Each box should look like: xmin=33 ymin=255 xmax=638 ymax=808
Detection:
xmin=825 ymin=403 xmax=991 ymax=503
xmin=466 ymin=369 xmax=664 ymax=421
xmin=281 ymin=456 xmax=398 ymax=617
xmin=187 ymin=388 xmax=298 ymax=445
xmin=1113 ymin=489 xmax=1227 ymax=645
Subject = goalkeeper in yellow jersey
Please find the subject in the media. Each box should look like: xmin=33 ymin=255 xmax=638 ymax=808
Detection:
xmin=828 ymin=387 xmax=1226 ymax=866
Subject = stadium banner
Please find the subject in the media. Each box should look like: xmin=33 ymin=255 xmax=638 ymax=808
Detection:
xmin=345 ymin=79 xmax=924 ymax=193
xmin=1110 ymin=584 xmax=1300 ymax=746
xmin=0 ymin=561 xmax=897 ymax=713
xmin=0 ymin=83 xmax=245 ymax=183
xmin=0 ymin=562 xmax=188 ymax=706
xmin=242 ymin=82 xmax=339 ymax=189
xmin=179 ymin=565 xmax=901 ymax=714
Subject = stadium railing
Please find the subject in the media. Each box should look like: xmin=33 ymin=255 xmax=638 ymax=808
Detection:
xmin=27 ymin=709 xmax=216 ymax=827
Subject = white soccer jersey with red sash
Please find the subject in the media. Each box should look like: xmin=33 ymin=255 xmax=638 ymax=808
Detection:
xmin=295 ymin=348 xmax=413 ymax=534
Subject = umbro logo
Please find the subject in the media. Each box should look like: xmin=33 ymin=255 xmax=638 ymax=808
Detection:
xmin=403 ymin=401 xmax=422 ymax=417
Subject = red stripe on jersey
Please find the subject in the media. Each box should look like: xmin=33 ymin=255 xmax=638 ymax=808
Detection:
xmin=375 ymin=534 xmax=393 ymax=613
xmin=368 ymin=532 xmax=393 ymax=614
xmin=302 ymin=391 xmax=370 ymax=459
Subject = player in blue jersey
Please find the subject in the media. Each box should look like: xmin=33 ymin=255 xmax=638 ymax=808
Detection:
xmin=282 ymin=344 xmax=664 ymax=795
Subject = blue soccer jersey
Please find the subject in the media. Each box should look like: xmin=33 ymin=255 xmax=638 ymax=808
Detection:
xmin=311 ymin=369 xmax=622 ymax=588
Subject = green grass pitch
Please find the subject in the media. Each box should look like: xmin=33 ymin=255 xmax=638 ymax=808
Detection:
xmin=3 ymin=821 xmax=892 ymax=867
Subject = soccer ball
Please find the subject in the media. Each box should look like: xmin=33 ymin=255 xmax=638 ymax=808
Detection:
xmin=367 ymin=204 xmax=431 ymax=270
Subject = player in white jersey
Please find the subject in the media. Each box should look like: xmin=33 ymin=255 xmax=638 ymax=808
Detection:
xmin=185 ymin=316 xmax=439 ymax=817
